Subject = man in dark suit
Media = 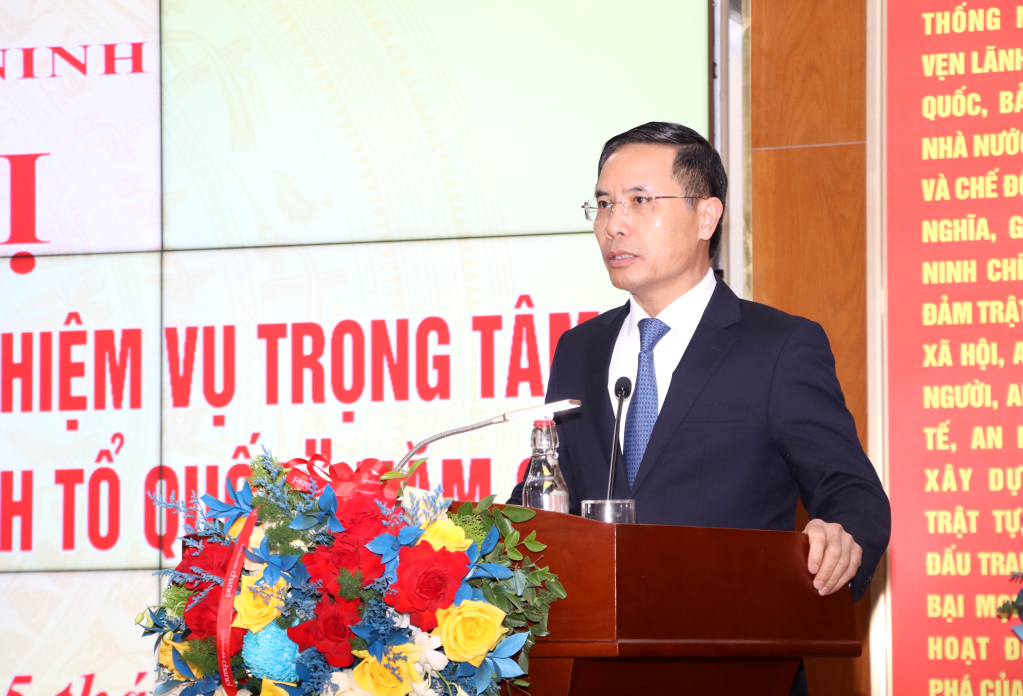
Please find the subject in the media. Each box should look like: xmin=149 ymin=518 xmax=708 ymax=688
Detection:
xmin=508 ymin=123 xmax=890 ymax=691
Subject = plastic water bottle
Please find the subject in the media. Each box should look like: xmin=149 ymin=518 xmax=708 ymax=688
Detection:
xmin=522 ymin=419 xmax=569 ymax=513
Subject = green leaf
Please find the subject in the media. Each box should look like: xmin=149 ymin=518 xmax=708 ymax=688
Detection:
xmin=493 ymin=508 xmax=513 ymax=537
xmin=505 ymin=529 xmax=521 ymax=547
xmin=503 ymin=615 xmax=528 ymax=628
xmin=522 ymin=586 xmax=536 ymax=603
xmin=517 ymin=649 xmax=530 ymax=674
xmin=405 ymin=458 xmax=426 ymax=480
xmin=494 ymin=593 xmax=512 ymax=612
xmin=506 ymin=546 xmax=523 ymax=561
xmin=481 ymin=582 xmax=498 ymax=606
xmin=487 ymin=544 xmax=505 ymax=563
xmin=513 ymin=680 xmax=530 ymax=688
xmin=456 ymin=501 xmax=473 ymax=518
xmin=545 ymin=578 xmax=567 ymax=599
xmin=513 ymin=570 xmax=527 ymax=596
xmin=523 ymin=538 xmax=546 ymax=552
xmin=502 ymin=506 xmax=537 ymax=523
xmin=161 ymin=584 xmax=195 ymax=617
xmin=379 ymin=470 xmax=405 ymax=480
xmin=474 ymin=494 xmax=496 ymax=512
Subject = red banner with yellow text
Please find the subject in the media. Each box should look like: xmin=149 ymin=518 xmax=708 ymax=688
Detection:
xmin=888 ymin=2 xmax=1023 ymax=693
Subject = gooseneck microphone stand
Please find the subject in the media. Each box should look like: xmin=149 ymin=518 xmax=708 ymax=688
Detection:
xmin=395 ymin=398 xmax=581 ymax=473
xmin=606 ymin=377 xmax=632 ymax=499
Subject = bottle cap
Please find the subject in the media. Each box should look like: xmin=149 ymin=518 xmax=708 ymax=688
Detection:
xmin=533 ymin=418 xmax=552 ymax=427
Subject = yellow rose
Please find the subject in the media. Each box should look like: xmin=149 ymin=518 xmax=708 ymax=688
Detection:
xmin=261 ymin=678 xmax=297 ymax=696
xmin=158 ymin=635 xmax=202 ymax=679
xmin=432 ymin=600 xmax=507 ymax=667
xmin=232 ymin=568 xmax=285 ymax=632
xmin=417 ymin=519 xmax=473 ymax=553
xmin=227 ymin=519 xmax=266 ymax=546
xmin=225 ymin=521 xmax=268 ymax=572
xmin=352 ymin=645 xmax=422 ymax=696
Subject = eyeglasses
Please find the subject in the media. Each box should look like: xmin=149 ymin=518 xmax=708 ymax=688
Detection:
xmin=581 ymin=195 xmax=701 ymax=223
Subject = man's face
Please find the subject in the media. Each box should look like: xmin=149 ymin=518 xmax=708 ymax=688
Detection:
xmin=593 ymin=143 xmax=714 ymax=301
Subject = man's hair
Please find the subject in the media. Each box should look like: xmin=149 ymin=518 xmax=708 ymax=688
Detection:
xmin=597 ymin=122 xmax=728 ymax=260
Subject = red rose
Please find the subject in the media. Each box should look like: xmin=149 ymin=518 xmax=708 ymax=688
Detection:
xmin=183 ymin=586 xmax=245 ymax=654
xmin=288 ymin=597 xmax=361 ymax=668
xmin=302 ymin=533 xmax=385 ymax=597
xmin=335 ymin=494 xmax=386 ymax=540
xmin=175 ymin=542 xmax=232 ymax=590
xmin=302 ymin=545 xmax=340 ymax=595
xmin=183 ymin=586 xmax=221 ymax=638
xmin=287 ymin=617 xmax=316 ymax=652
xmin=385 ymin=544 xmax=469 ymax=631
xmin=328 ymin=533 xmax=385 ymax=588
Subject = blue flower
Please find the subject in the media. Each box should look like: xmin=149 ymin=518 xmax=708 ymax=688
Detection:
xmin=463 ymin=526 xmax=512 ymax=586
xmin=244 ymin=536 xmax=299 ymax=586
xmin=365 ymin=525 xmax=424 ymax=581
xmin=453 ymin=631 xmax=528 ymax=695
xmin=242 ymin=622 xmax=300 ymax=682
xmin=288 ymin=485 xmax=344 ymax=533
xmin=294 ymin=649 xmax=332 ymax=696
xmin=202 ymin=477 xmax=255 ymax=532
xmin=139 ymin=606 xmax=174 ymax=649
xmin=350 ymin=597 xmax=410 ymax=663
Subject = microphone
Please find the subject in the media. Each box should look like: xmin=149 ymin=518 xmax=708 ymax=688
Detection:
xmin=606 ymin=377 xmax=632 ymax=499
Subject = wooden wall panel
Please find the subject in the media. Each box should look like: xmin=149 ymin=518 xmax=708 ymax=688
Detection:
xmin=750 ymin=0 xmax=872 ymax=693
xmin=751 ymin=145 xmax=867 ymax=447
xmin=750 ymin=0 xmax=866 ymax=149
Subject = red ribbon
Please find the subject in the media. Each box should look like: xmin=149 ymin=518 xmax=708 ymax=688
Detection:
xmin=283 ymin=456 xmax=402 ymax=500
xmin=216 ymin=508 xmax=259 ymax=696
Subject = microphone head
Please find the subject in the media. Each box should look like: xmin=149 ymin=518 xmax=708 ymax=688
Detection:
xmin=614 ymin=376 xmax=632 ymax=399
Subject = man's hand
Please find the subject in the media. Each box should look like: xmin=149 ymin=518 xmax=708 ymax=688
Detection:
xmin=803 ymin=519 xmax=862 ymax=596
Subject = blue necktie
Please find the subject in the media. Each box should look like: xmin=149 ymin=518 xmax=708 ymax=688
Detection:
xmin=623 ymin=317 xmax=671 ymax=487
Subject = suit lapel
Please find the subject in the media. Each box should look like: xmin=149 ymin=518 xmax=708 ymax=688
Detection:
xmin=629 ymin=281 xmax=743 ymax=496
xmin=583 ymin=302 xmax=629 ymax=474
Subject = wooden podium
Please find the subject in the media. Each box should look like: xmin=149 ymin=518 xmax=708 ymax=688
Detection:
xmin=509 ymin=509 xmax=860 ymax=696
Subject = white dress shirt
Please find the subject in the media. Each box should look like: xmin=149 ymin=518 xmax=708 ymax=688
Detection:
xmin=607 ymin=268 xmax=718 ymax=436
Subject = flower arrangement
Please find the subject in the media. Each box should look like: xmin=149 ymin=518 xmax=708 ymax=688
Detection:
xmin=138 ymin=449 xmax=565 ymax=696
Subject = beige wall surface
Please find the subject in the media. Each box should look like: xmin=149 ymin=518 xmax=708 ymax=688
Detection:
xmin=0 ymin=0 xmax=161 ymax=257
xmin=161 ymin=0 xmax=710 ymax=249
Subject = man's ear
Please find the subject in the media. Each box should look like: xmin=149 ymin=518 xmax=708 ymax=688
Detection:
xmin=698 ymin=197 xmax=724 ymax=241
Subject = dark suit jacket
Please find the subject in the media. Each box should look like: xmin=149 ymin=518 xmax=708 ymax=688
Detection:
xmin=509 ymin=280 xmax=890 ymax=601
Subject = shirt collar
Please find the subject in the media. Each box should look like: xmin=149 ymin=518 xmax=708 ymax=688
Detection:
xmin=626 ymin=268 xmax=718 ymax=338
